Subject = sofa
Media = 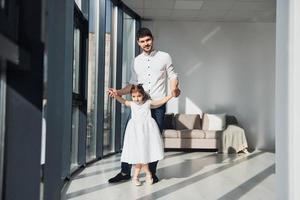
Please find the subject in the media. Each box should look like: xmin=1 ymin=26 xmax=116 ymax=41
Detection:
xmin=162 ymin=113 xmax=248 ymax=153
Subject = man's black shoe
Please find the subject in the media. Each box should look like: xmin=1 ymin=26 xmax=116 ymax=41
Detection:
xmin=108 ymin=172 xmax=131 ymax=183
xmin=152 ymin=174 xmax=159 ymax=184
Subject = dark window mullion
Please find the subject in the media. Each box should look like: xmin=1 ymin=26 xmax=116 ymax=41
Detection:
xmin=96 ymin=0 xmax=106 ymax=158
xmin=70 ymin=2 xmax=88 ymax=172
xmin=0 ymin=0 xmax=19 ymax=40
xmin=74 ymin=3 xmax=88 ymax=99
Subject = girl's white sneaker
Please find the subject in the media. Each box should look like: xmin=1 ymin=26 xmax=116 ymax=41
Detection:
xmin=132 ymin=177 xmax=142 ymax=186
xmin=146 ymin=175 xmax=153 ymax=185
xmin=241 ymin=148 xmax=249 ymax=154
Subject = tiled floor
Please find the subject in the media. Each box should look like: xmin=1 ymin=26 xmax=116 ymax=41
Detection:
xmin=61 ymin=150 xmax=275 ymax=200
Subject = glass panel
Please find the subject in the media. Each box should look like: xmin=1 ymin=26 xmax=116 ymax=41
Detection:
xmin=41 ymin=53 xmax=48 ymax=166
xmin=86 ymin=0 xmax=98 ymax=162
xmin=0 ymin=0 xmax=5 ymax=10
xmin=73 ymin=28 xmax=81 ymax=94
xmin=121 ymin=13 xmax=135 ymax=145
xmin=103 ymin=0 xmax=115 ymax=155
xmin=0 ymin=62 xmax=7 ymax=200
xmin=40 ymin=100 xmax=47 ymax=165
xmin=75 ymin=0 xmax=81 ymax=10
xmin=70 ymin=106 xmax=79 ymax=171
xmin=71 ymin=5 xmax=88 ymax=171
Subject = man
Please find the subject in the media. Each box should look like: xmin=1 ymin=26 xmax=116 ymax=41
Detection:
xmin=108 ymin=27 xmax=180 ymax=184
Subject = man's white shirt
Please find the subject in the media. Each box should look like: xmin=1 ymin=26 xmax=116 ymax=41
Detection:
xmin=129 ymin=50 xmax=178 ymax=100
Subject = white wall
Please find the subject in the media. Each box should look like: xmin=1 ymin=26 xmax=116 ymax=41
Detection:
xmin=143 ymin=21 xmax=276 ymax=150
xmin=276 ymin=0 xmax=300 ymax=198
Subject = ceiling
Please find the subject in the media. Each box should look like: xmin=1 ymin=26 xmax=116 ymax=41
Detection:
xmin=121 ymin=0 xmax=276 ymax=22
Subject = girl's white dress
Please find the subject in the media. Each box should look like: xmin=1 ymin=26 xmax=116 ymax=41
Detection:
xmin=121 ymin=100 xmax=164 ymax=164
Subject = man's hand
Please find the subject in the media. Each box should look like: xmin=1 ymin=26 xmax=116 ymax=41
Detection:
xmin=107 ymin=88 xmax=120 ymax=98
xmin=171 ymin=88 xmax=181 ymax=97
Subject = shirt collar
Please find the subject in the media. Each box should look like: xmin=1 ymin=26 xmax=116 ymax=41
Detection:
xmin=143 ymin=49 xmax=157 ymax=57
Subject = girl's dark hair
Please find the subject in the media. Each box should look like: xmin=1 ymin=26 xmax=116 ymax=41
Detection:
xmin=130 ymin=84 xmax=150 ymax=101
xmin=136 ymin=27 xmax=153 ymax=40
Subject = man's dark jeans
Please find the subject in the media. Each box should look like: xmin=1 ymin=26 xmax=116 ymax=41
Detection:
xmin=121 ymin=103 xmax=166 ymax=175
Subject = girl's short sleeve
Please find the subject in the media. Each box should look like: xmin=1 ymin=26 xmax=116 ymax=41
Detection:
xmin=130 ymin=101 xmax=136 ymax=110
xmin=147 ymin=100 xmax=152 ymax=108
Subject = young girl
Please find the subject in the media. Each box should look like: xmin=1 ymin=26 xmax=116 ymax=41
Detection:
xmin=110 ymin=84 xmax=173 ymax=186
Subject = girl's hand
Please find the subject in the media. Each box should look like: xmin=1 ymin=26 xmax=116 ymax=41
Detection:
xmin=112 ymin=92 xmax=118 ymax=98
xmin=107 ymin=88 xmax=119 ymax=97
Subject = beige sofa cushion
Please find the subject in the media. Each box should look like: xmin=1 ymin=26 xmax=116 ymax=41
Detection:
xmin=174 ymin=114 xmax=201 ymax=130
xmin=162 ymin=129 xmax=179 ymax=138
xmin=163 ymin=138 xmax=217 ymax=149
xmin=178 ymin=129 xmax=205 ymax=139
xmin=204 ymin=130 xmax=219 ymax=139
xmin=202 ymin=113 xmax=226 ymax=131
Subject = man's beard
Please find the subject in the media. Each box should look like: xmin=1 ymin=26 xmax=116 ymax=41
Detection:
xmin=144 ymin=46 xmax=152 ymax=51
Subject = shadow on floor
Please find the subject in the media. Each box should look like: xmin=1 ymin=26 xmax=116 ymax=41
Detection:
xmin=136 ymin=151 xmax=265 ymax=200
xmin=71 ymin=166 xmax=121 ymax=180
xmin=158 ymin=153 xmax=236 ymax=179
xmin=217 ymin=163 xmax=275 ymax=200
xmin=91 ymin=157 xmax=121 ymax=166
xmin=63 ymin=182 xmax=124 ymax=199
xmin=63 ymin=152 xmax=264 ymax=199
xmin=71 ymin=152 xmax=189 ymax=180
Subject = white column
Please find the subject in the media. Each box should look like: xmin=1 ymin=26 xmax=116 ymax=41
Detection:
xmin=276 ymin=0 xmax=300 ymax=199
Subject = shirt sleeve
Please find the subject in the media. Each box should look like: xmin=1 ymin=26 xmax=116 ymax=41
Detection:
xmin=129 ymin=60 xmax=138 ymax=85
xmin=166 ymin=54 xmax=178 ymax=80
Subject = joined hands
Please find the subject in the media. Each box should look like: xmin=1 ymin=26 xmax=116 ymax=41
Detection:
xmin=107 ymin=88 xmax=120 ymax=98
xmin=171 ymin=88 xmax=181 ymax=97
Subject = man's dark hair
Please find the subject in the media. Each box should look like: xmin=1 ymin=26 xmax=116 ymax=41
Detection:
xmin=136 ymin=27 xmax=153 ymax=40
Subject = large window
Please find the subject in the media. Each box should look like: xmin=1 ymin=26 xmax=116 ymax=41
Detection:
xmin=121 ymin=13 xmax=136 ymax=144
xmin=70 ymin=5 xmax=88 ymax=172
xmin=0 ymin=0 xmax=5 ymax=10
xmin=73 ymin=28 xmax=81 ymax=94
xmin=70 ymin=106 xmax=80 ymax=170
xmin=0 ymin=0 xmax=19 ymax=40
xmin=103 ymin=0 xmax=116 ymax=155
xmin=75 ymin=0 xmax=81 ymax=10
xmin=86 ymin=0 xmax=99 ymax=162
xmin=70 ymin=26 xmax=81 ymax=171
xmin=0 ymin=62 xmax=6 ymax=200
